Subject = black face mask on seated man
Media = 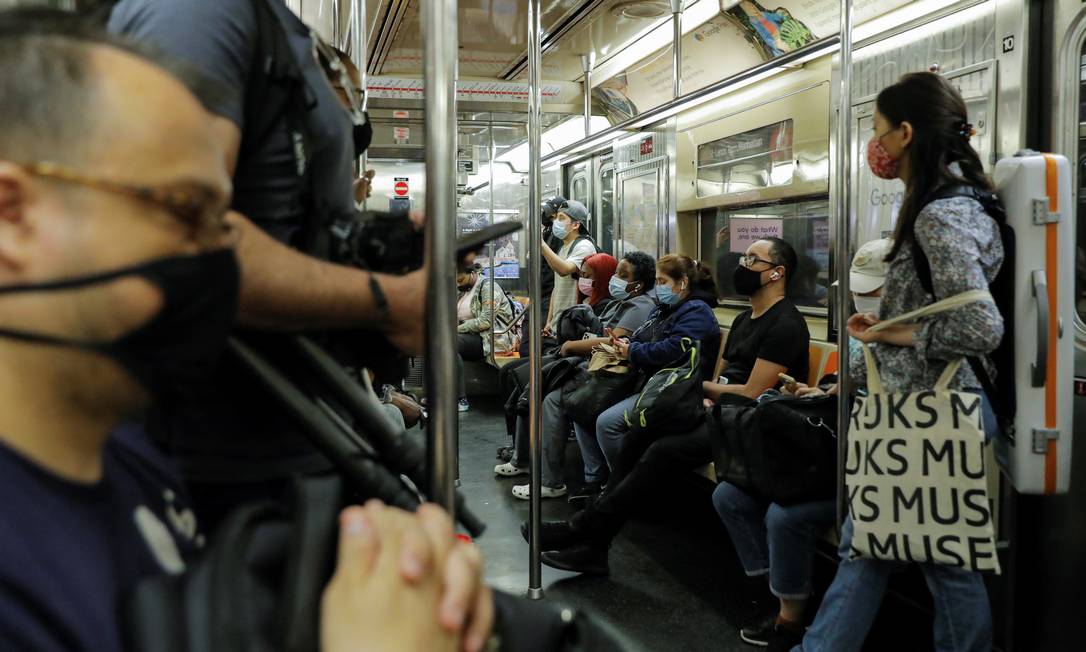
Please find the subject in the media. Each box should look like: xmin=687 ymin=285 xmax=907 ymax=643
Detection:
xmin=0 ymin=249 xmax=239 ymax=403
xmin=733 ymin=264 xmax=767 ymax=297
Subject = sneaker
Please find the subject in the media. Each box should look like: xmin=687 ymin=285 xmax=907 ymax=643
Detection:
xmin=519 ymin=520 xmax=584 ymax=550
xmin=495 ymin=446 xmax=514 ymax=462
xmin=458 ymin=398 xmax=470 ymax=412
xmin=541 ymin=543 xmax=610 ymax=576
xmin=765 ymin=623 xmax=805 ymax=652
xmin=567 ymin=481 xmax=603 ymax=508
xmin=512 ymin=483 xmax=567 ymax=500
xmin=739 ymin=614 xmax=778 ymax=647
xmin=494 ymin=462 xmax=528 ymax=477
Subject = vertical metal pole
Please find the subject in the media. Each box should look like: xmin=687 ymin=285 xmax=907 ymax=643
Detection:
xmin=581 ymin=53 xmax=595 ymax=138
xmin=669 ymin=0 xmax=683 ymax=98
xmin=350 ymin=0 xmax=369 ymax=209
xmin=488 ymin=122 xmax=497 ymax=359
xmin=423 ymin=0 xmax=459 ymax=516
xmin=833 ymin=0 xmax=854 ymax=531
xmin=526 ymin=0 xmax=545 ymax=601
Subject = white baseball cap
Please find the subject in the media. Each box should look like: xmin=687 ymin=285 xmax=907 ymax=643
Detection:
xmin=849 ymin=238 xmax=893 ymax=294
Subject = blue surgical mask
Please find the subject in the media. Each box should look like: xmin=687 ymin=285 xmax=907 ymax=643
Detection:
xmin=609 ymin=276 xmax=631 ymax=300
xmin=655 ymin=283 xmax=678 ymax=306
xmin=551 ymin=221 xmax=568 ymax=239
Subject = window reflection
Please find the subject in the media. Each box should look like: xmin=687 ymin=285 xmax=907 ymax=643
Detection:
xmin=700 ymin=198 xmax=830 ymax=308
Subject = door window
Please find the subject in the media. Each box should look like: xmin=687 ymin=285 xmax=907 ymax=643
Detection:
xmin=598 ymin=164 xmax=615 ymax=256
xmin=619 ymin=168 xmax=662 ymax=258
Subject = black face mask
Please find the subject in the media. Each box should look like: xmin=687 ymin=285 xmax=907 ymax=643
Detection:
xmin=353 ymin=112 xmax=373 ymax=158
xmin=0 ymin=249 xmax=240 ymax=402
xmin=733 ymin=265 xmax=767 ymax=297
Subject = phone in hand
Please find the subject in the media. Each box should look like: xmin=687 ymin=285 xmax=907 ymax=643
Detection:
xmin=778 ymin=372 xmax=798 ymax=392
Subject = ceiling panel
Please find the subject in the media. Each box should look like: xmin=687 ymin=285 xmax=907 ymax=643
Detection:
xmin=372 ymin=0 xmax=590 ymax=77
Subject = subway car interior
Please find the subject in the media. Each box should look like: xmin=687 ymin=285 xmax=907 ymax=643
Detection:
xmin=3 ymin=0 xmax=1086 ymax=650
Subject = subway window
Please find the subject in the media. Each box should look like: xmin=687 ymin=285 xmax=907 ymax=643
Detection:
xmin=700 ymin=198 xmax=830 ymax=308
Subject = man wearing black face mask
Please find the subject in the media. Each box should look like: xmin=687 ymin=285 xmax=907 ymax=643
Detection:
xmin=704 ymin=236 xmax=810 ymax=401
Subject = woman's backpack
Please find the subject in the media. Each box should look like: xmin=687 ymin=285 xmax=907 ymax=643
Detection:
xmin=561 ymin=346 xmax=643 ymax=426
xmin=623 ymin=338 xmax=704 ymax=434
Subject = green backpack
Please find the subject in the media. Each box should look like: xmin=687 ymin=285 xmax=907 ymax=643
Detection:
xmin=624 ymin=338 xmax=705 ymax=434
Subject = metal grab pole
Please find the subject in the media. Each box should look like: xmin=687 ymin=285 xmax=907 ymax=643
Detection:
xmin=581 ymin=53 xmax=595 ymax=138
xmin=422 ymin=0 xmax=459 ymax=516
xmin=526 ymin=0 xmax=545 ymax=601
xmin=833 ymin=0 xmax=854 ymax=532
xmin=670 ymin=0 xmax=683 ymax=98
xmin=350 ymin=0 xmax=369 ymax=210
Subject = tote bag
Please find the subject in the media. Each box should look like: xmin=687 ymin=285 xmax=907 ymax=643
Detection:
xmin=847 ymin=290 xmax=1000 ymax=573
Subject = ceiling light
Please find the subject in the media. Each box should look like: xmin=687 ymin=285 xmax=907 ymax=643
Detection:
xmin=610 ymin=1 xmax=670 ymax=19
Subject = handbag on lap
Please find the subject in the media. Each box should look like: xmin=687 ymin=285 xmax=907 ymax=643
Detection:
xmin=846 ymin=290 xmax=1000 ymax=573
xmin=561 ymin=344 xmax=642 ymax=426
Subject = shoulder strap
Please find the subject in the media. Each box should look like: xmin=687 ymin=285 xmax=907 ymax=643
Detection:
xmin=914 ymin=184 xmax=1006 ymax=295
xmin=867 ymin=289 xmax=992 ymax=332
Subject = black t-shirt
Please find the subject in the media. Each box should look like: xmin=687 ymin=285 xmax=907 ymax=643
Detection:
xmin=721 ymin=298 xmax=810 ymax=386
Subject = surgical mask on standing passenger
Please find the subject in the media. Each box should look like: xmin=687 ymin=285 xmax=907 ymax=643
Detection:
xmin=732 ymin=265 xmax=767 ymax=296
xmin=853 ymin=295 xmax=882 ymax=316
xmin=551 ymin=220 xmax=568 ymax=240
xmin=608 ymin=276 xmax=632 ymax=300
xmin=0 ymin=249 xmax=240 ymax=402
xmin=866 ymin=135 xmax=900 ymax=180
xmin=577 ymin=277 xmax=594 ymax=296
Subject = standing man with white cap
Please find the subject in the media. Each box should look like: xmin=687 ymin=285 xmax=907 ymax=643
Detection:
xmin=848 ymin=238 xmax=893 ymax=316
xmin=540 ymin=199 xmax=596 ymax=330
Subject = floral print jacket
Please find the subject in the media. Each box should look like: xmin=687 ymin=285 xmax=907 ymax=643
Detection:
xmin=850 ymin=196 xmax=1005 ymax=393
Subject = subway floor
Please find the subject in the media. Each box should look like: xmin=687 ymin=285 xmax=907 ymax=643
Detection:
xmin=454 ymin=393 xmax=954 ymax=652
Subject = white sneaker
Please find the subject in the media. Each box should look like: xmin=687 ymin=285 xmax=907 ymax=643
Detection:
xmin=494 ymin=462 xmax=529 ymax=477
xmin=458 ymin=399 xmax=470 ymax=412
xmin=512 ymin=483 xmax=567 ymax=500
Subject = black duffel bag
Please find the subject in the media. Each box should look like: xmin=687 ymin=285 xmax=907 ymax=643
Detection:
xmin=709 ymin=394 xmax=837 ymax=505
xmin=127 ymin=475 xmax=634 ymax=652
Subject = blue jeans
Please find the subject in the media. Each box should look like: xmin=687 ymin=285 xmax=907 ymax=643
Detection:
xmin=573 ymin=420 xmax=607 ymax=484
xmin=512 ymin=388 xmax=570 ymax=488
xmin=712 ymin=482 xmax=835 ymax=599
xmin=593 ymin=393 xmax=640 ymax=474
xmin=792 ymin=390 xmax=999 ymax=652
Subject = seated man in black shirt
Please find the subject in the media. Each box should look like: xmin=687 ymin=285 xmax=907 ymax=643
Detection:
xmin=531 ymin=238 xmax=811 ymax=575
xmin=0 ymin=22 xmax=488 ymax=652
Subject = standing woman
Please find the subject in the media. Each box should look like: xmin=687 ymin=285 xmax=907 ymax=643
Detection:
xmin=456 ymin=263 xmax=515 ymax=412
xmin=791 ymin=72 xmax=1004 ymax=652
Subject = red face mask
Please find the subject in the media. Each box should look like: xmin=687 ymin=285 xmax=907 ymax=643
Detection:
xmin=866 ymin=135 xmax=899 ymax=180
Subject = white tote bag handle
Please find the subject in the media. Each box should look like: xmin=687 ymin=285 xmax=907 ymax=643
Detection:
xmin=860 ymin=289 xmax=992 ymax=394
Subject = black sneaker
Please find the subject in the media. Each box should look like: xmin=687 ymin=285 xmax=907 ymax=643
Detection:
xmin=567 ymin=482 xmax=603 ymax=508
xmin=540 ymin=543 xmax=610 ymax=576
xmin=765 ymin=623 xmax=804 ymax=652
xmin=496 ymin=446 xmax=514 ymax=462
xmin=739 ymin=613 xmax=778 ymax=647
xmin=520 ymin=520 xmax=585 ymax=551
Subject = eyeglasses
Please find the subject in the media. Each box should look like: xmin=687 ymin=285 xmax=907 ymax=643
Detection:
xmin=738 ymin=254 xmax=779 ymax=269
xmin=20 ymin=161 xmax=231 ymax=241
